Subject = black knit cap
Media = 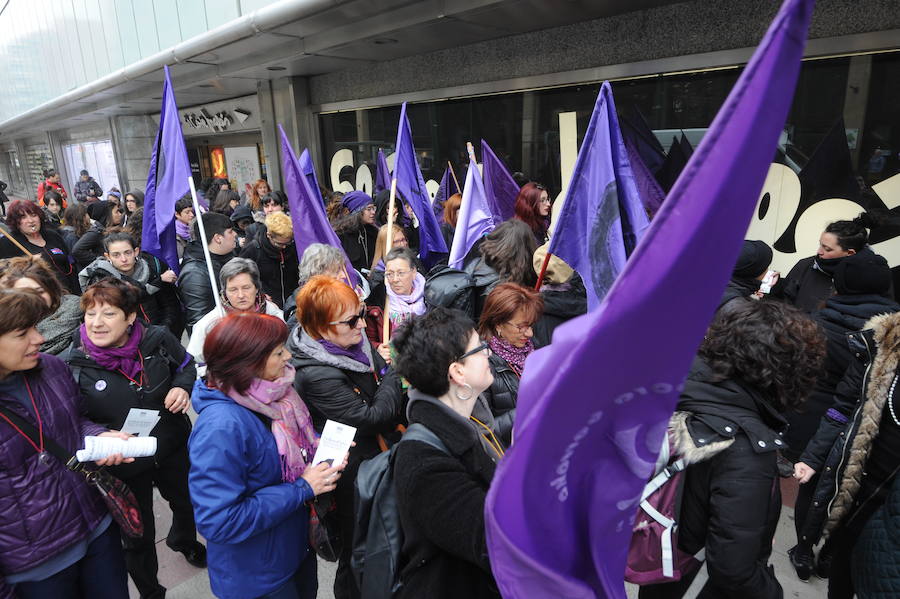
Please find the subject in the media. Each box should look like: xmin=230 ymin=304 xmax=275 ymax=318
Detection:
xmin=733 ymin=240 xmax=773 ymax=279
xmin=832 ymin=251 xmax=891 ymax=295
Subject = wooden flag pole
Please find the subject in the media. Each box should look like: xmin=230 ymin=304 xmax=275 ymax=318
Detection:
xmin=447 ymin=160 xmax=462 ymax=195
xmin=188 ymin=177 xmax=224 ymax=315
xmin=0 ymin=223 xmax=36 ymax=258
xmin=382 ymin=178 xmax=398 ymax=343
xmin=534 ymin=250 xmax=553 ymax=291
xmin=466 ymin=141 xmax=476 ymax=162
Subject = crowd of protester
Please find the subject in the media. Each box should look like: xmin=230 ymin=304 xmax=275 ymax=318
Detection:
xmin=0 ymin=164 xmax=898 ymax=599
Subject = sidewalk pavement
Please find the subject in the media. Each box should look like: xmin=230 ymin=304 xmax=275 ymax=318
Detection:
xmin=144 ymin=477 xmax=823 ymax=599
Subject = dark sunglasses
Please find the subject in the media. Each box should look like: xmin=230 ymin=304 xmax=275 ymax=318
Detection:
xmin=455 ymin=340 xmax=491 ymax=362
xmin=329 ymin=305 xmax=366 ymax=328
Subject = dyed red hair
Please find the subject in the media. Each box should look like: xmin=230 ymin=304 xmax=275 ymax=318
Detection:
xmin=443 ymin=193 xmax=462 ymax=228
xmin=513 ymin=182 xmax=550 ymax=238
xmin=6 ymin=200 xmax=45 ymax=234
xmin=204 ymin=312 xmax=288 ymax=394
xmin=296 ymin=275 xmax=360 ymax=340
xmin=81 ymin=278 xmax=141 ymax=316
xmin=478 ymin=282 xmax=544 ymax=339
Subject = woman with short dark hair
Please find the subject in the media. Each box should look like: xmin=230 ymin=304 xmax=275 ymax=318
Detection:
xmin=335 ymin=191 xmax=379 ymax=273
xmin=65 ymin=278 xmax=204 ymax=599
xmin=190 ymin=312 xmax=343 ymax=599
xmin=638 ymin=301 xmax=825 ymax=599
xmin=477 ymin=283 xmax=543 ymax=445
xmin=390 ymin=307 xmax=501 ymax=598
xmin=0 ymin=199 xmax=78 ymax=293
xmin=0 ymin=289 xmax=131 ymax=599
xmin=0 ymin=256 xmax=82 ymax=354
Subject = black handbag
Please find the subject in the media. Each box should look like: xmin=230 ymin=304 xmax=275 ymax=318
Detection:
xmin=0 ymin=405 xmax=144 ymax=538
xmin=308 ymin=492 xmax=342 ymax=562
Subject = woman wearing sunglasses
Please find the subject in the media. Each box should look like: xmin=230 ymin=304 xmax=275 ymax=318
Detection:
xmin=288 ymin=275 xmax=404 ymax=599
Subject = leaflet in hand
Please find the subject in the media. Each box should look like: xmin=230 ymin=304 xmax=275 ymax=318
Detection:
xmin=120 ymin=408 xmax=160 ymax=437
xmin=312 ymin=420 xmax=356 ymax=467
xmin=75 ymin=436 xmax=158 ymax=462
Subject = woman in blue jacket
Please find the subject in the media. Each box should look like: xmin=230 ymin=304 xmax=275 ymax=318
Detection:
xmin=188 ymin=312 xmax=345 ymax=599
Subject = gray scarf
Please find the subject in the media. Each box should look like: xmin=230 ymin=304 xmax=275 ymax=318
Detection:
xmin=78 ymin=257 xmax=159 ymax=295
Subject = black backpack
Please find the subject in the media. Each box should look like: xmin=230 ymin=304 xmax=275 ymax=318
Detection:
xmin=424 ymin=264 xmax=477 ymax=317
xmin=351 ymin=423 xmax=449 ymax=599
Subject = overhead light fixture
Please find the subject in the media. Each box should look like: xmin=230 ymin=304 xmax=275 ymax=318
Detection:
xmin=372 ymin=38 xmax=398 ymax=45
xmin=152 ymin=96 xmax=162 ymax=100
xmin=119 ymin=105 xmax=131 ymax=108
xmin=267 ymin=66 xmax=286 ymax=71
xmin=197 ymin=84 xmax=215 ymax=88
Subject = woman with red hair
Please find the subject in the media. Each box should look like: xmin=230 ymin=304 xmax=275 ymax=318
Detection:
xmin=189 ymin=312 xmax=344 ymax=599
xmin=0 ymin=199 xmax=78 ymax=293
xmin=288 ymin=275 xmax=404 ymax=599
xmin=513 ymin=182 xmax=552 ymax=243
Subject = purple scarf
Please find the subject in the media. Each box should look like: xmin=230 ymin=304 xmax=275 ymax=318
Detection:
xmin=79 ymin=321 xmax=144 ymax=379
xmin=318 ymin=338 xmax=371 ymax=368
xmin=175 ymin=220 xmax=192 ymax=241
xmin=489 ymin=335 xmax=534 ymax=374
xmin=226 ymin=364 xmax=318 ymax=483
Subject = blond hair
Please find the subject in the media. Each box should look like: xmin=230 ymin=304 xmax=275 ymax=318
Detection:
xmin=265 ymin=211 xmax=293 ymax=238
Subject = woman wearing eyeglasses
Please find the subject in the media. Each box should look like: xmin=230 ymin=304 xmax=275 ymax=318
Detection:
xmin=288 ymin=275 xmax=403 ymax=599
xmin=335 ymin=191 xmax=379 ymax=274
xmin=390 ymin=307 xmax=501 ymax=599
xmin=477 ymin=283 xmax=544 ymax=446
xmin=513 ymin=182 xmax=552 ymax=244
xmin=239 ymin=212 xmax=299 ymax=309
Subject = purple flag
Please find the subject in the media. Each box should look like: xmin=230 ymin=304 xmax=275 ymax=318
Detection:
xmin=375 ymin=148 xmax=391 ymax=194
xmin=394 ymin=102 xmax=447 ymax=267
xmin=143 ymin=65 xmax=191 ymax=274
xmin=432 ymin=166 xmax=460 ymax=224
xmin=484 ymin=0 xmax=813 ymax=597
xmin=279 ymin=125 xmax=357 ymax=286
xmin=299 ymin=149 xmax=322 ymax=203
xmin=546 ymin=82 xmax=650 ymax=311
xmin=624 ymin=137 xmax=666 ymax=217
xmin=481 ymin=139 xmax=519 ymax=222
xmin=448 ymin=157 xmax=495 ymax=269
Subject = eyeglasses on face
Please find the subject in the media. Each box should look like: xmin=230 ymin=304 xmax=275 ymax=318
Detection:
xmin=507 ymin=322 xmax=534 ymax=334
xmin=455 ymin=340 xmax=491 ymax=362
xmin=385 ymin=269 xmax=412 ymax=280
xmin=329 ymin=305 xmax=366 ymax=328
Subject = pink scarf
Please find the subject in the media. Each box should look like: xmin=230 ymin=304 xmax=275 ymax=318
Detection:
xmin=226 ymin=364 xmax=318 ymax=482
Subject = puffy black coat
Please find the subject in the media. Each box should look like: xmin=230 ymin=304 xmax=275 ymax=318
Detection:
xmin=64 ymin=324 xmax=196 ymax=479
xmin=480 ymin=353 xmax=518 ymax=446
xmin=462 ymin=255 xmax=500 ymax=320
xmin=73 ymin=177 xmax=103 ymax=202
xmin=393 ymin=396 xmax=500 ymax=599
xmin=532 ymin=277 xmax=588 ymax=348
xmin=177 ymin=241 xmax=234 ymax=330
xmin=673 ymin=359 xmax=786 ymax=599
xmin=337 ymin=218 xmax=379 ymax=274
xmin=79 ymin=253 xmax=184 ymax=336
xmin=852 ymin=473 xmax=900 ymax=598
xmin=716 ymin=277 xmax=759 ymax=315
xmin=784 ymin=293 xmax=899 ymax=461
xmin=239 ymin=231 xmax=299 ymax=309
xmin=71 ymin=222 xmax=105 ymax=272
xmin=778 ymin=255 xmax=835 ymax=313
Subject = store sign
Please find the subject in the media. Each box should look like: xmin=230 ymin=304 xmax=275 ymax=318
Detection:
xmin=158 ymin=95 xmax=261 ymax=136
xmin=183 ymin=110 xmax=234 ymax=132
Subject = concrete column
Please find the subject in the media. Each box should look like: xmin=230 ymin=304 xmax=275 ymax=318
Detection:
xmin=257 ymin=79 xmax=282 ymax=192
xmin=267 ymin=76 xmax=323 ymax=193
xmin=111 ymin=115 xmax=158 ymax=193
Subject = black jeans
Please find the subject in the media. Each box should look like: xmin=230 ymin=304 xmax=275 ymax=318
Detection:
xmin=123 ymin=444 xmax=198 ymax=599
xmin=15 ymin=522 xmax=129 ymax=599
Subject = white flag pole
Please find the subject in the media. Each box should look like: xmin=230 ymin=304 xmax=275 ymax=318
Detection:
xmin=188 ymin=176 xmax=224 ymax=315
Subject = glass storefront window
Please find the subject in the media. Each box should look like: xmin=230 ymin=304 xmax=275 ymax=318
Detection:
xmin=63 ymin=140 xmax=121 ymax=195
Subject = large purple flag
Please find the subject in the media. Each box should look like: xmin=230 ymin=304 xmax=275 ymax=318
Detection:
xmin=432 ymin=166 xmax=460 ymax=224
xmin=546 ymin=82 xmax=650 ymax=312
xmin=448 ymin=157 xmax=495 ymax=269
xmin=484 ymin=0 xmax=813 ymax=597
xmin=299 ymin=149 xmax=322 ymax=203
xmin=375 ymin=148 xmax=391 ymax=194
xmin=481 ymin=139 xmax=519 ymax=222
xmin=394 ymin=102 xmax=447 ymax=267
xmin=143 ymin=65 xmax=191 ymax=274
xmin=279 ymin=125 xmax=357 ymax=286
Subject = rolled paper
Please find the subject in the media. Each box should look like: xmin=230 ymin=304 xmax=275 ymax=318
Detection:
xmin=75 ymin=436 xmax=158 ymax=462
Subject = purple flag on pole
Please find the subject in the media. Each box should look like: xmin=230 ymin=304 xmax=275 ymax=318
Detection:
xmin=299 ymin=149 xmax=322 ymax=202
xmin=279 ymin=125 xmax=357 ymax=286
xmin=624 ymin=136 xmax=666 ymax=217
xmin=375 ymin=149 xmax=391 ymax=194
xmin=394 ymin=102 xmax=447 ymax=268
xmin=481 ymin=139 xmax=519 ymax=222
xmin=448 ymin=157 xmax=495 ymax=269
xmin=432 ymin=166 xmax=460 ymax=224
xmin=484 ymin=0 xmax=813 ymax=597
xmin=143 ymin=65 xmax=191 ymax=274
xmin=546 ymin=82 xmax=650 ymax=312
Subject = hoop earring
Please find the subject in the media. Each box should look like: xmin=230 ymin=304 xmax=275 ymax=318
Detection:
xmin=455 ymin=383 xmax=474 ymax=401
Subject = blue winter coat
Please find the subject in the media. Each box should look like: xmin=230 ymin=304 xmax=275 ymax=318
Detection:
xmin=188 ymin=380 xmax=315 ymax=599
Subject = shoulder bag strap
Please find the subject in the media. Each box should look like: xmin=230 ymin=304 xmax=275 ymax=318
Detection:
xmin=0 ymin=403 xmax=82 ymax=470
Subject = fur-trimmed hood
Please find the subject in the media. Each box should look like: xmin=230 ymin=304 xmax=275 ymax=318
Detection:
xmin=669 ymin=411 xmax=734 ymax=466
xmin=824 ymin=310 xmax=900 ymax=536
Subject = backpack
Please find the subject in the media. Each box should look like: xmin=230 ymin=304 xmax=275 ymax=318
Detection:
xmin=625 ymin=431 xmax=705 ymax=585
xmin=351 ymin=423 xmax=449 ymax=599
xmin=424 ymin=264 xmax=476 ymax=317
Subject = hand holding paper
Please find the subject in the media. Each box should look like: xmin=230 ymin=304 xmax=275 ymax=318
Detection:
xmin=312 ymin=420 xmax=357 ymax=467
xmin=76 ymin=435 xmax=158 ymax=462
